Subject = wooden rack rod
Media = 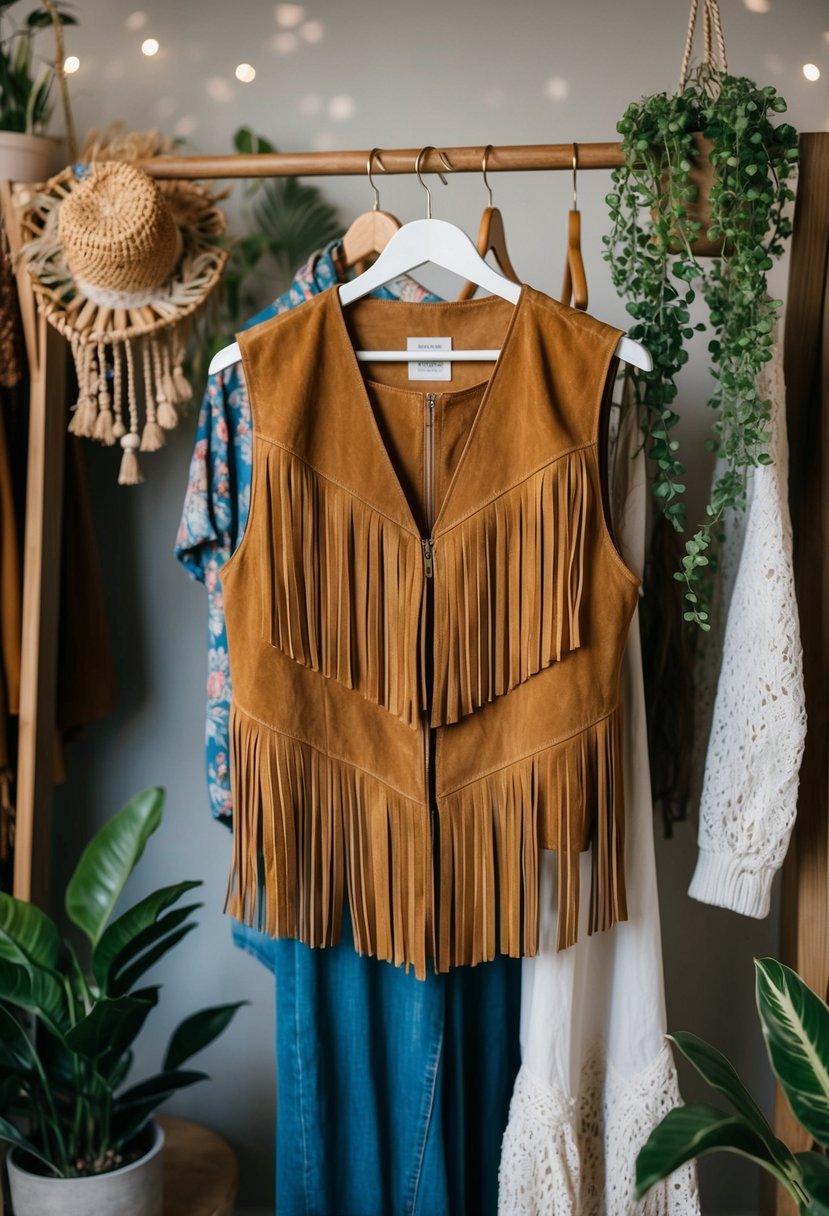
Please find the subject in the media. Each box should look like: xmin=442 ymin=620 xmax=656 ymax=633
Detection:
xmin=138 ymin=141 xmax=626 ymax=180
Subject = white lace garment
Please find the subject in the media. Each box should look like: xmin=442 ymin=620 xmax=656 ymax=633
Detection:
xmin=689 ymin=333 xmax=807 ymax=917
xmin=498 ymin=395 xmax=700 ymax=1215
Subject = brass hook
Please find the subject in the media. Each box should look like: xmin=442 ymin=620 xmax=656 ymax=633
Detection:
xmin=367 ymin=148 xmax=385 ymax=212
xmin=482 ymin=144 xmax=494 ymax=209
xmin=415 ymin=146 xmax=452 ymax=219
xmin=572 ymin=142 xmax=579 ymax=212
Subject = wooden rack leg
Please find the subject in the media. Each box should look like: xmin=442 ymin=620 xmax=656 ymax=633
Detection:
xmin=13 ymin=315 xmax=66 ymax=907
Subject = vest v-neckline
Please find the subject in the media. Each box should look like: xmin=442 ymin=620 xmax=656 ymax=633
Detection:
xmin=328 ymin=282 xmax=530 ymax=537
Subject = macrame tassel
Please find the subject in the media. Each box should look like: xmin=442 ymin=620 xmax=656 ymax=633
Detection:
xmin=259 ymin=443 xmax=423 ymax=729
xmin=140 ymin=339 xmax=166 ymax=452
xmin=431 ymin=447 xmax=590 ymax=727
xmin=151 ymin=338 xmax=179 ymax=429
xmin=170 ymin=364 xmax=191 ymax=406
xmin=436 ymin=707 xmax=627 ymax=970
xmin=226 ymin=703 xmax=432 ymax=979
xmin=118 ymin=433 xmax=143 ymax=485
xmin=68 ymin=342 xmax=97 ymax=437
xmin=93 ymin=342 xmax=116 ymax=445
xmin=111 ymin=343 xmax=126 ymax=440
xmin=169 ymin=330 xmax=192 ymax=404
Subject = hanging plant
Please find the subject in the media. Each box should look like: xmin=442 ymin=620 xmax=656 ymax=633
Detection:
xmin=603 ymin=0 xmax=797 ymax=629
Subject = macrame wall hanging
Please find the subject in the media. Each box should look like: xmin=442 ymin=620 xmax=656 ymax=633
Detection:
xmin=18 ymin=136 xmax=227 ymax=485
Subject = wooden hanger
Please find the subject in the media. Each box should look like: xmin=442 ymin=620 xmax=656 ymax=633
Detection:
xmin=457 ymin=145 xmax=521 ymax=301
xmin=340 ymin=148 xmax=401 ymax=273
xmin=560 ymin=143 xmax=588 ymax=311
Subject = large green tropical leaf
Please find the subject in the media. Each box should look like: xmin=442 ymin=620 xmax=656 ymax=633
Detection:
xmin=65 ymin=788 xmax=165 ymax=946
xmin=0 ymin=958 xmax=66 ymax=1034
xmin=0 ymin=893 xmax=60 ymax=969
xmin=668 ymin=1031 xmax=797 ymax=1173
xmin=92 ymin=881 xmax=202 ymax=990
xmin=114 ymin=1068 xmax=208 ymax=1109
xmin=64 ymin=989 xmax=158 ymax=1064
xmin=0 ymin=1114 xmax=60 ymax=1176
xmin=163 ymin=1001 xmax=248 ymax=1072
xmin=252 ymin=175 xmax=341 ymax=282
xmin=756 ymin=957 xmax=829 ymax=1148
xmin=0 ymin=1002 xmax=39 ymax=1073
xmin=109 ymin=922 xmax=197 ymax=998
xmin=797 ymin=1151 xmax=829 ymax=1211
xmin=634 ymin=1104 xmax=798 ymax=1201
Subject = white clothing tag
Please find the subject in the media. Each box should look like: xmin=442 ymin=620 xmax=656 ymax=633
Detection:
xmin=407 ymin=337 xmax=452 ymax=381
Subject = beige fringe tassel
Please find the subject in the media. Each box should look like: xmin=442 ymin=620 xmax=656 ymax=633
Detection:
xmin=226 ymin=702 xmax=626 ymax=978
xmin=226 ymin=702 xmax=434 ymax=980
xmin=431 ymin=447 xmax=591 ymax=726
xmin=258 ymin=443 xmax=423 ymax=729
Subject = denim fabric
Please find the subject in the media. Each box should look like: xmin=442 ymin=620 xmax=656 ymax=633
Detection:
xmin=179 ymin=245 xmax=520 ymax=1213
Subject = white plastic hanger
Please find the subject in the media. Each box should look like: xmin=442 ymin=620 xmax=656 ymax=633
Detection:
xmin=208 ymin=147 xmax=652 ymax=375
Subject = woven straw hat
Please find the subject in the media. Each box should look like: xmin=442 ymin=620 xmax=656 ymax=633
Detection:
xmin=18 ymin=149 xmax=227 ymax=485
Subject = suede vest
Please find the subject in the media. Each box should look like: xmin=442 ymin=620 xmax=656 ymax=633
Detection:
xmin=220 ymin=283 xmax=640 ymax=978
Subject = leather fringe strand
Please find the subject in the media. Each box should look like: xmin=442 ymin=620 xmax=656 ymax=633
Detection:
xmin=259 ymin=443 xmax=422 ymax=729
xmin=226 ymin=703 xmax=433 ymax=979
xmin=227 ymin=702 xmax=626 ymax=977
xmin=431 ymin=448 xmax=590 ymax=726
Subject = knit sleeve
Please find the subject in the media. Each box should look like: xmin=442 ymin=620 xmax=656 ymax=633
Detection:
xmin=688 ymin=337 xmax=806 ymax=917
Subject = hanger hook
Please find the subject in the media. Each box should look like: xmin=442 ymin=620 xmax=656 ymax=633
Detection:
xmin=415 ymin=146 xmax=452 ymax=219
xmin=481 ymin=144 xmax=494 ymax=209
xmin=572 ymin=142 xmax=579 ymax=212
xmin=367 ymin=148 xmax=385 ymax=212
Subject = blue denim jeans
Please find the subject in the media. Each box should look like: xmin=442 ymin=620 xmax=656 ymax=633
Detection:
xmin=232 ymin=914 xmax=520 ymax=1215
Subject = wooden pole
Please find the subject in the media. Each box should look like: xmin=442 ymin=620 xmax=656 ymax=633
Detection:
xmin=138 ymin=141 xmax=626 ymax=180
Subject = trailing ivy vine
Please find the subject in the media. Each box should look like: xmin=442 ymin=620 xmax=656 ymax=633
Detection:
xmin=604 ymin=66 xmax=797 ymax=629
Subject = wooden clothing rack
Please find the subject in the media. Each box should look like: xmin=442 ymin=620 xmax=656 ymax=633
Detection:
xmin=1 ymin=137 xmax=822 ymax=1216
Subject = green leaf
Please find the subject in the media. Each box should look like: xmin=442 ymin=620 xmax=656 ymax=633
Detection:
xmin=109 ymin=922 xmax=198 ymax=998
xmin=796 ymin=1151 xmax=829 ymax=1210
xmin=0 ymin=1003 xmax=40 ymax=1073
xmin=0 ymin=959 xmax=66 ymax=1034
xmin=0 ymin=1115 xmax=61 ymax=1176
xmin=0 ymin=895 xmax=60 ymax=970
xmin=634 ymin=1103 xmax=789 ymax=1201
xmin=65 ymin=788 xmax=165 ymax=945
xmin=163 ymin=1002 xmax=248 ymax=1071
xmin=756 ymin=958 xmax=829 ymax=1147
xmin=64 ymin=990 xmax=158 ymax=1064
xmin=115 ymin=1068 xmax=208 ymax=1109
xmin=668 ymin=1032 xmax=796 ymax=1173
xmin=93 ymin=881 xmax=202 ymax=990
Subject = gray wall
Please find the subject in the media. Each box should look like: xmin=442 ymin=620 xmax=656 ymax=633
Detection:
xmin=46 ymin=1 xmax=829 ymax=1211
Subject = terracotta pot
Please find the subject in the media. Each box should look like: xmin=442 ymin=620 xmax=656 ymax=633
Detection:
xmin=661 ymin=133 xmax=725 ymax=258
xmin=6 ymin=1120 xmax=164 ymax=1216
xmin=0 ymin=131 xmax=61 ymax=184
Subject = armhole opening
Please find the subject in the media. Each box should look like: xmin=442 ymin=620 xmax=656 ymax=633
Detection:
xmin=595 ymin=348 xmax=640 ymax=588
xmin=217 ymin=336 xmax=258 ymax=584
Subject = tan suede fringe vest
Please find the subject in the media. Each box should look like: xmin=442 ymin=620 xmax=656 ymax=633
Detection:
xmin=220 ymin=284 xmax=640 ymax=979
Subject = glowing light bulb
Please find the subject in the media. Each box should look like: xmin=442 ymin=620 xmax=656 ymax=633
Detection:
xmin=141 ymin=37 xmax=159 ymax=57
xmin=63 ymin=55 xmax=80 ymax=74
xmin=803 ymin=62 xmax=821 ymax=81
xmin=235 ymin=62 xmax=256 ymax=83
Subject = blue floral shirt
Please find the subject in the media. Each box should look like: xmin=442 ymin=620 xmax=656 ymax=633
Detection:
xmin=175 ymin=241 xmax=438 ymax=824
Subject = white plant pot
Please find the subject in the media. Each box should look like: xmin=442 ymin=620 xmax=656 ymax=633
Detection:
xmin=0 ymin=131 xmax=60 ymax=184
xmin=7 ymin=1119 xmax=164 ymax=1216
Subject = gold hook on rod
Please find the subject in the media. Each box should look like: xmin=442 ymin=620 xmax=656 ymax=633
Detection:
xmin=367 ymin=148 xmax=386 ymax=211
xmin=415 ymin=146 xmax=453 ymax=219
xmin=572 ymin=142 xmax=579 ymax=211
xmin=481 ymin=144 xmax=494 ymax=209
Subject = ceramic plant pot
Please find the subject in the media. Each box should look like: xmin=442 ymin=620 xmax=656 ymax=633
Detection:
xmin=6 ymin=1119 xmax=164 ymax=1216
xmin=0 ymin=131 xmax=60 ymax=184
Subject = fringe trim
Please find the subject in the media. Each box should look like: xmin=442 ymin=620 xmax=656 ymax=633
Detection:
xmin=437 ymin=707 xmax=627 ymax=969
xmin=226 ymin=703 xmax=433 ymax=979
xmin=431 ymin=448 xmax=591 ymax=726
xmin=226 ymin=703 xmax=627 ymax=977
xmin=258 ymin=443 xmax=423 ymax=729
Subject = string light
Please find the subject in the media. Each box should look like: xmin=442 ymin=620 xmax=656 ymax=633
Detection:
xmin=235 ymin=62 xmax=256 ymax=83
xmin=803 ymin=62 xmax=821 ymax=81
xmin=63 ymin=55 xmax=80 ymax=73
xmin=141 ymin=37 xmax=159 ymax=57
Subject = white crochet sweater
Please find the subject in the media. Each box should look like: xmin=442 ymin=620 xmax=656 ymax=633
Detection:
xmin=689 ymin=334 xmax=807 ymax=917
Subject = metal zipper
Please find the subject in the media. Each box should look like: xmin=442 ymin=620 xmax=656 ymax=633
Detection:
xmin=422 ymin=393 xmax=437 ymax=819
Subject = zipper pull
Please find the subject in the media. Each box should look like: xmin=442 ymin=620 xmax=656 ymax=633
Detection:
xmin=421 ymin=538 xmax=434 ymax=578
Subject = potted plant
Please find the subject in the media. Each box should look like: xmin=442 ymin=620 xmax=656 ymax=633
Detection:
xmin=0 ymin=1 xmax=74 ymax=181
xmin=636 ymin=957 xmax=829 ymax=1211
xmin=603 ymin=6 xmax=798 ymax=629
xmin=0 ymin=786 xmax=245 ymax=1216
